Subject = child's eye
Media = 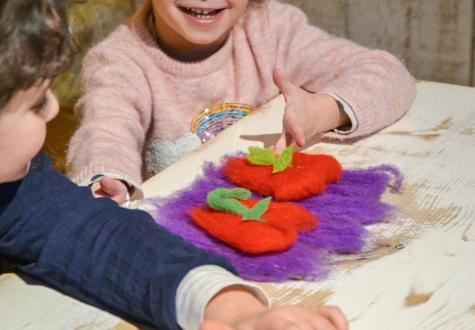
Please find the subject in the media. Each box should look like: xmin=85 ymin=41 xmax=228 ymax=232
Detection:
xmin=32 ymin=97 xmax=48 ymax=114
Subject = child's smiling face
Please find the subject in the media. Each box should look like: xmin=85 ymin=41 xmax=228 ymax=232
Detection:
xmin=0 ymin=80 xmax=59 ymax=183
xmin=152 ymin=0 xmax=249 ymax=53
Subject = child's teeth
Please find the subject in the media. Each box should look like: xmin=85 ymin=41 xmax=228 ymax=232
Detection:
xmin=190 ymin=8 xmax=202 ymax=14
xmin=188 ymin=8 xmax=214 ymax=15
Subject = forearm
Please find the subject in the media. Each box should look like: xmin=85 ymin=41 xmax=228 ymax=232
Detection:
xmin=68 ymin=48 xmax=152 ymax=187
xmin=318 ymin=50 xmax=416 ymax=138
xmin=66 ymin=112 xmax=144 ymax=188
xmin=1 ymin=161 xmax=235 ymax=329
xmin=23 ymin=204 xmax=234 ymax=329
xmin=269 ymin=1 xmax=416 ymax=139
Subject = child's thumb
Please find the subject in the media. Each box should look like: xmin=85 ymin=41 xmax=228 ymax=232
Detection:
xmin=100 ymin=177 xmax=126 ymax=197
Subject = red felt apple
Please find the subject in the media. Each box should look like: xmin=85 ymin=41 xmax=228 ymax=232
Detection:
xmin=190 ymin=199 xmax=317 ymax=254
xmin=224 ymin=152 xmax=343 ymax=201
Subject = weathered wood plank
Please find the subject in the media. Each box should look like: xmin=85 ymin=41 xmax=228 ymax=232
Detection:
xmin=143 ymin=81 xmax=475 ymax=329
xmin=347 ymin=0 xmax=474 ymax=86
xmin=0 ymin=274 xmax=136 ymax=330
xmin=282 ymin=0 xmax=348 ymax=36
xmin=2 ymin=82 xmax=475 ymax=329
xmin=472 ymin=11 xmax=475 ymax=86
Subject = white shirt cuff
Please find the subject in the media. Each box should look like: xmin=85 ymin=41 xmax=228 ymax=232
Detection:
xmin=78 ymin=172 xmax=144 ymax=200
xmin=176 ymin=265 xmax=270 ymax=330
xmin=321 ymin=92 xmax=358 ymax=134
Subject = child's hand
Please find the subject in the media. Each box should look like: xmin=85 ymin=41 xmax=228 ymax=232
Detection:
xmin=272 ymin=69 xmax=349 ymax=155
xmin=91 ymin=176 xmax=129 ymax=204
xmin=201 ymin=305 xmax=348 ymax=330
xmin=202 ymin=285 xmax=348 ymax=330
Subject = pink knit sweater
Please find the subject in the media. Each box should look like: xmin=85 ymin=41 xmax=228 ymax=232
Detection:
xmin=67 ymin=0 xmax=416 ymax=188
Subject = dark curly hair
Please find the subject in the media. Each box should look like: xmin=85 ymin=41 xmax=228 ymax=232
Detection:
xmin=0 ymin=0 xmax=72 ymax=109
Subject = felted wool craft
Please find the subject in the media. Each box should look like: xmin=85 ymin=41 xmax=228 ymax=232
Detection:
xmin=150 ymin=155 xmax=402 ymax=282
xmin=224 ymin=152 xmax=343 ymax=201
xmin=190 ymin=188 xmax=317 ymax=254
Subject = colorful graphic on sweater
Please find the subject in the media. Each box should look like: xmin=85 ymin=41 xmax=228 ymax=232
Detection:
xmin=150 ymin=150 xmax=402 ymax=282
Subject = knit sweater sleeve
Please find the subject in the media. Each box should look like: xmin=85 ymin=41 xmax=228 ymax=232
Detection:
xmin=266 ymin=0 xmax=417 ymax=139
xmin=0 ymin=154 xmax=235 ymax=329
xmin=67 ymin=41 xmax=152 ymax=187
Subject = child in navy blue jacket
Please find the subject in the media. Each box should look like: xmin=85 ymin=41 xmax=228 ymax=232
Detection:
xmin=0 ymin=1 xmax=347 ymax=329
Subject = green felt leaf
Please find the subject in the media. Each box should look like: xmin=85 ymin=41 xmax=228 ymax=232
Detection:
xmin=272 ymin=146 xmax=293 ymax=173
xmin=247 ymin=146 xmax=277 ymax=166
xmin=207 ymin=188 xmax=251 ymax=216
xmin=206 ymin=188 xmax=271 ymax=222
xmin=242 ymin=197 xmax=272 ymax=221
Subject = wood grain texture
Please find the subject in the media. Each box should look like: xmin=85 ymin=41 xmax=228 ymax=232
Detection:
xmin=347 ymin=0 xmax=474 ymax=86
xmin=1 ymin=83 xmax=474 ymax=328
xmin=472 ymin=10 xmax=475 ymax=86
xmin=286 ymin=0 xmax=475 ymax=86
xmin=0 ymin=275 xmax=132 ymax=330
xmin=143 ymin=81 xmax=475 ymax=330
xmin=282 ymin=0 xmax=347 ymax=36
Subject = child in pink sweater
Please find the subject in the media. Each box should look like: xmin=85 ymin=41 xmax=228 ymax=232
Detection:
xmin=67 ymin=0 xmax=416 ymax=203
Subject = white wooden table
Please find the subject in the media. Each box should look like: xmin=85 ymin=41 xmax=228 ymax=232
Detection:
xmin=1 ymin=81 xmax=474 ymax=329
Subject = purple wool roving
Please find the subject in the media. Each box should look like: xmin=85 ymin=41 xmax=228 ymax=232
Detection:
xmin=149 ymin=157 xmax=402 ymax=282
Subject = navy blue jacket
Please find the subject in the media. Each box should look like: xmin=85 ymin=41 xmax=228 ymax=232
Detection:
xmin=0 ymin=154 xmax=233 ymax=329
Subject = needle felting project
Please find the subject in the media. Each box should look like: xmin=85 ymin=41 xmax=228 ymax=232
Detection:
xmin=190 ymin=188 xmax=318 ymax=254
xmin=150 ymin=150 xmax=402 ymax=282
xmin=224 ymin=147 xmax=343 ymax=201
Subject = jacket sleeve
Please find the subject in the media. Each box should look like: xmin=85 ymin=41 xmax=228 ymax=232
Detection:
xmin=0 ymin=155 xmax=234 ymax=329
xmin=267 ymin=0 xmax=417 ymax=139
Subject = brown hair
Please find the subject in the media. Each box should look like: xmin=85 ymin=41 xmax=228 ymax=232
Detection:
xmin=0 ymin=0 xmax=72 ymax=109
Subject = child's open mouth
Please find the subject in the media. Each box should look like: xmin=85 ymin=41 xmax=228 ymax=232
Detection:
xmin=178 ymin=6 xmax=225 ymax=22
